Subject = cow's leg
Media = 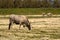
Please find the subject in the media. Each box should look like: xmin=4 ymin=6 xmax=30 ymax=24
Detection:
xmin=19 ymin=22 xmax=21 ymax=30
xmin=8 ymin=22 xmax=12 ymax=30
xmin=8 ymin=19 xmax=13 ymax=30
xmin=19 ymin=24 xmax=21 ymax=30
xmin=23 ymin=24 xmax=25 ymax=27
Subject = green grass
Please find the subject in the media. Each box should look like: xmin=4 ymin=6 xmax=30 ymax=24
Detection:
xmin=0 ymin=8 xmax=60 ymax=15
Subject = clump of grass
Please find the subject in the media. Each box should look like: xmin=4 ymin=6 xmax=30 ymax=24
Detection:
xmin=49 ymin=34 xmax=60 ymax=39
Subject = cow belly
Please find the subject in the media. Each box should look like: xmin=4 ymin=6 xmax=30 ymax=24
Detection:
xmin=14 ymin=21 xmax=20 ymax=24
xmin=15 ymin=22 xmax=19 ymax=24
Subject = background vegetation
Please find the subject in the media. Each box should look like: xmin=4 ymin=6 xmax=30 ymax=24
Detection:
xmin=0 ymin=0 xmax=60 ymax=15
xmin=0 ymin=8 xmax=60 ymax=15
xmin=0 ymin=0 xmax=60 ymax=8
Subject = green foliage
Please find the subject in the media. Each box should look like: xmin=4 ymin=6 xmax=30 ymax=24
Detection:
xmin=0 ymin=8 xmax=60 ymax=15
xmin=0 ymin=0 xmax=60 ymax=8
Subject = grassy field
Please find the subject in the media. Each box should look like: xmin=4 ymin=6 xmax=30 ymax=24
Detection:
xmin=0 ymin=8 xmax=60 ymax=15
xmin=0 ymin=17 xmax=60 ymax=40
xmin=0 ymin=8 xmax=60 ymax=40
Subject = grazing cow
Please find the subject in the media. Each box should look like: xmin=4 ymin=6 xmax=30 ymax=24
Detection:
xmin=42 ymin=12 xmax=46 ymax=17
xmin=42 ymin=12 xmax=48 ymax=17
xmin=8 ymin=14 xmax=31 ymax=30
xmin=47 ymin=12 xmax=52 ymax=17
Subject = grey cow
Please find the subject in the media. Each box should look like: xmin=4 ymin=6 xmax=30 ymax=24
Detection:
xmin=8 ymin=14 xmax=31 ymax=30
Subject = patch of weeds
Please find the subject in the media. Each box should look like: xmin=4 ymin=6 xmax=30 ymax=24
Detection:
xmin=49 ymin=34 xmax=60 ymax=39
xmin=27 ymin=34 xmax=40 ymax=38
xmin=31 ymin=29 xmax=41 ymax=34
xmin=0 ymin=34 xmax=8 ymax=38
xmin=0 ymin=24 xmax=8 ymax=26
xmin=13 ymin=33 xmax=19 ymax=37
xmin=40 ymin=31 xmax=47 ymax=34
xmin=0 ymin=29 xmax=8 ymax=32
xmin=44 ymin=23 xmax=49 ymax=25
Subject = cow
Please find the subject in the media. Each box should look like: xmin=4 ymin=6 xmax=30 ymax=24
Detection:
xmin=47 ymin=12 xmax=52 ymax=17
xmin=8 ymin=14 xmax=31 ymax=30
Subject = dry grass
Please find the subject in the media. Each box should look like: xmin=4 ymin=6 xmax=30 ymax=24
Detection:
xmin=0 ymin=17 xmax=60 ymax=40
